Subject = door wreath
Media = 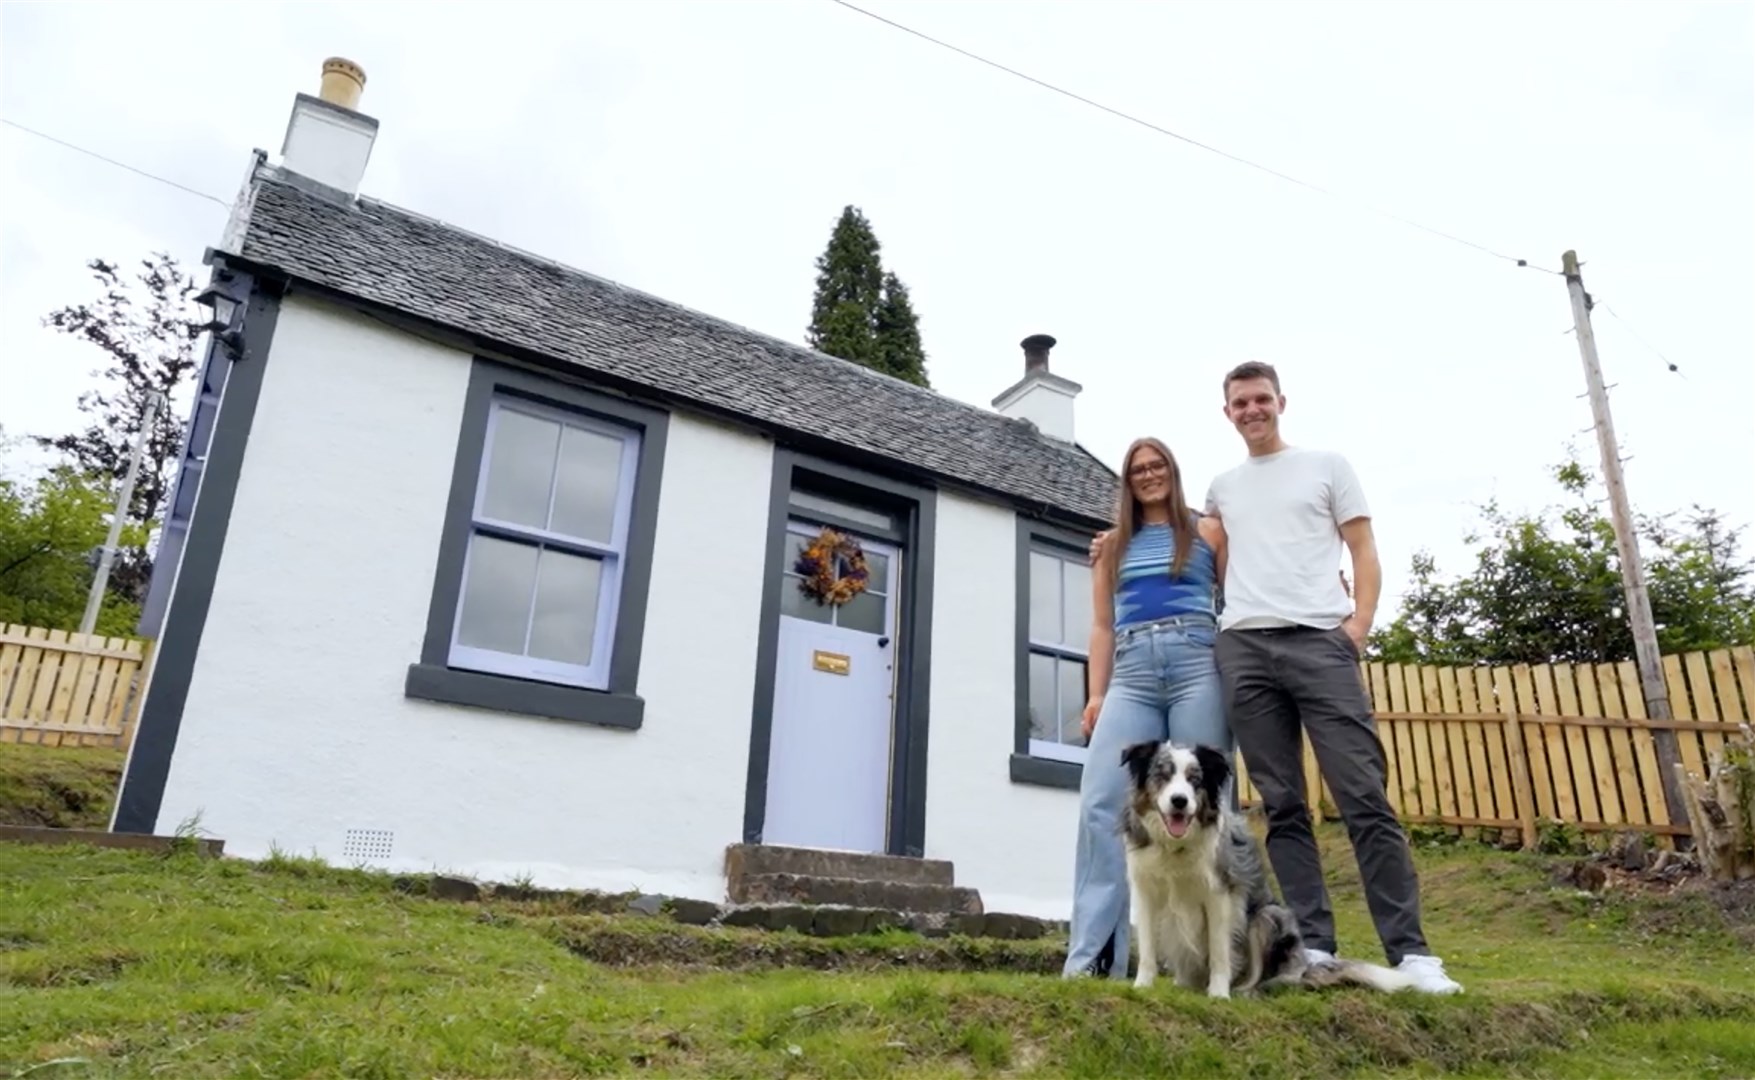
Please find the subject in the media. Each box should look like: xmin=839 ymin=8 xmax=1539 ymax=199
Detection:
xmin=793 ymin=527 xmax=870 ymax=607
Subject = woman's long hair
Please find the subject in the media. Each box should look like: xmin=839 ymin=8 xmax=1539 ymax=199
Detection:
xmin=1101 ymin=437 xmax=1197 ymax=589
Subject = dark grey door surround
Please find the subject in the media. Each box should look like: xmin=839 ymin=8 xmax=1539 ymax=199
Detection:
xmin=741 ymin=449 xmax=936 ymax=858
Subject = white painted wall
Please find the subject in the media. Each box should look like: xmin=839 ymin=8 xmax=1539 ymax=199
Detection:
xmin=924 ymin=492 xmax=1078 ymax=919
xmin=152 ymin=291 xmax=1083 ymax=917
xmin=154 ymin=293 xmax=774 ymax=901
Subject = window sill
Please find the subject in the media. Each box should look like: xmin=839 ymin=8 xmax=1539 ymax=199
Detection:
xmin=405 ymin=663 xmax=644 ymax=730
xmin=1008 ymin=753 xmax=1082 ymax=790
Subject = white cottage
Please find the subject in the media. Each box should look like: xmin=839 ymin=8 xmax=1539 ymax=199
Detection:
xmin=113 ymin=61 xmax=1118 ymax=919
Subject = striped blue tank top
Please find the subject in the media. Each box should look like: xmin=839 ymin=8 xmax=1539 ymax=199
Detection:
xmin=1114 ymin=521 xmax=1218 ymax=630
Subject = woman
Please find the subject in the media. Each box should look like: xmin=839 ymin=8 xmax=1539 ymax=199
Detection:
xmin=1062 ymin=436 xmax=1231 ymax=980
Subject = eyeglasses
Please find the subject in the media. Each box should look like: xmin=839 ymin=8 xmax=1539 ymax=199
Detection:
xmin=1128 ymin=460 xmax=1170 ymax=480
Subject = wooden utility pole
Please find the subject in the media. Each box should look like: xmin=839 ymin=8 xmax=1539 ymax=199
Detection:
xmin=79 ymin=390 xmax=162 ymax=637
xmin=1561 ymin=250 xmax=1689 ymax=833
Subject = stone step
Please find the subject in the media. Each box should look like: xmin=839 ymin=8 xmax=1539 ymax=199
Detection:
xmin=724 ymin=843 xmax=955 ymax=887
xmin=420 ymin=874 xmax=1064 ymax=942
xmin=718 ymin=903 xmax=1058 ymax=940
xmin=727 ymin=872 xmax=983 ymax=915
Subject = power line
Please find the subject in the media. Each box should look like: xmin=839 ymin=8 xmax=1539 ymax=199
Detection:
xmin=1 ymin=118 xmax=230 ymax=209
xmin=3 ymin=65 xmax=1688 ymax=400
xmin=1599 ymin=304 xmax=1683 ymax=378
xmin=828 ymin=0 xmax=1558 ymax=275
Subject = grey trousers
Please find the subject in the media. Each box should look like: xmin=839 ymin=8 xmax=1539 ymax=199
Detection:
xmin=1215 ymin=625 xmax=1431 ymax=966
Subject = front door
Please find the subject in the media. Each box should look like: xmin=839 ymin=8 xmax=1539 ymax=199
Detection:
xmin=762 ymin=521 xmax=899 ymax=853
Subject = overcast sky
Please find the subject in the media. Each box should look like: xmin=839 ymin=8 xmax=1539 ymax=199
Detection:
xmin=2 ymin=0 xmax=1750 ymax=614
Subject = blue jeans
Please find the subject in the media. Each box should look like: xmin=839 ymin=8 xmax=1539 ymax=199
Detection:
xmin=1061 ymin=614 xmax=1231 ymax=979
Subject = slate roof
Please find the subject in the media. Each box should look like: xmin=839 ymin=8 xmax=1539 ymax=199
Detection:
xmin=231 ymin=171 xmax=1119 ymax=524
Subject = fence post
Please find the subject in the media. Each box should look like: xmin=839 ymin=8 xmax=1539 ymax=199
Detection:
xmin=118 ymin=637 xmax=154 ymax=752
xmin=1502 ymin=709 xmax=1539 ymax=848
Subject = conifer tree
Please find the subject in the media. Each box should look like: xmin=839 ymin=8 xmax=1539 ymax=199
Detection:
xmin=873 ymin=272 xmax=928 ymax=388
xmin=806 ymin=206 xmax=884 ymax=365
xmin=805 ymin=206 xmax=930 ymax=387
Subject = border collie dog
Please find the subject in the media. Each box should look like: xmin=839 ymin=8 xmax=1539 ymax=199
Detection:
xmin=1120 ymin=739 xmax=1419 ymax=997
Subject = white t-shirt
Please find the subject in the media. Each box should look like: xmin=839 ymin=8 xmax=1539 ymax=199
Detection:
xmin=1203 ymin=446 xmax=1370 ymax=632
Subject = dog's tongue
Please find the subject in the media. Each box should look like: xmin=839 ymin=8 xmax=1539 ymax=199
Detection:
xmin=1164 ymin=812 xmax=1190 ymax=838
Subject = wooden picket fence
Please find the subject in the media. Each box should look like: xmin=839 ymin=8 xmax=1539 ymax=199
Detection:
xmin=1234 ymin=645 xmax=1755 ymax=846
xmin=0 ymin=623 xmax=150 ymax=748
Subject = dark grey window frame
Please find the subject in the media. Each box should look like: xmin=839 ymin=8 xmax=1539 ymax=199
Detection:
xmin=404 ymin=357 xmax=669 ymax=730
xmin=1010 ymin=516 xmax=1098 ymax=790
xmin=742 ymin=449 xmax=936 ymax=857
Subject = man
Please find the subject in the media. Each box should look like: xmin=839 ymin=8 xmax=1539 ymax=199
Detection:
xmin=1091 ymin=360 xmax=1461 ymax=994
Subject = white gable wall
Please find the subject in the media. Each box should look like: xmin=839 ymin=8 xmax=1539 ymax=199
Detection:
xmin=924 ymin=493 xmax=1077 ymax=918
xmin=154 ymin=293 xmax=774 ymax=899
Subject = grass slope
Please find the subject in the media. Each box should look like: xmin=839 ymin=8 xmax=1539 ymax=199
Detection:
xmin=0 ymin=743 xmax=122 ymax=829
xmin=2 ymin=830 xmax=1753 ymax=1078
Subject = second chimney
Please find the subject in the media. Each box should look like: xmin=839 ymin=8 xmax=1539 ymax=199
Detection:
xmin=280 ymin=57 xmax=378 ymax=197
xmin=992 ymin=334 xmax=1082 ymax=443
xmin=1022 ymin=333 xmax=1055 ymax=375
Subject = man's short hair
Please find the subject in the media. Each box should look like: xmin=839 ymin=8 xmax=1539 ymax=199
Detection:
xmin=1222 ymin=361 xmax=1281 ymax=399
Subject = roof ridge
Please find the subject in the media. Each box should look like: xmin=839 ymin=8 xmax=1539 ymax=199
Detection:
xmin=257 ymin=173 xmax=961 ymax=409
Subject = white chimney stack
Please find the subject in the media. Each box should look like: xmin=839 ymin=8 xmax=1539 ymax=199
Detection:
xmin=280 ymin=57 xmax=376 ymax=196
xmin=992 ymin=334 xmax=1081 ymax=443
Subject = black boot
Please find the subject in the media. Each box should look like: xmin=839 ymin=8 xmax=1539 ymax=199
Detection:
xmin=1088 ymin=930 xmax=1115 ymax=977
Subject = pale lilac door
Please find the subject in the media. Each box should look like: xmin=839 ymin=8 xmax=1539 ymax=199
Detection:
xmin=762 ymin=522 xmax=899 ymax=853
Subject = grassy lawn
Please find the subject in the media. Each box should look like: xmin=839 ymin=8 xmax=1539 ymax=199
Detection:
xmin=0 ymin=734 xmax=1749 ymax=1079
xmin=2 ymin=822 xmax=1751 ymax=1079
xmin=0 ymin=742 xmax=123 ymax=829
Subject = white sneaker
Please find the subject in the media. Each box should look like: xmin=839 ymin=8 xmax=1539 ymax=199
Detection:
xmin=1304 ymin=947 xmax=1337 ymax=966
xmin=1397 ymin=954 xmax=1462 ymax=994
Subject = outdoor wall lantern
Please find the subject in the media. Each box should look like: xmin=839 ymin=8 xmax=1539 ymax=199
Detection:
xmin=196 ymin=273 xmax=249 ymax=357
